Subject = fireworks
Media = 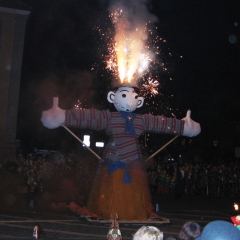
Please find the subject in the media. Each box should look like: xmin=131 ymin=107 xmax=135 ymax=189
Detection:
xmin=105 ymin=9 xmax=157 ymax=88
xmin=90 ymin=5 xmax=183 ymax=117
xmin=142 ymin=79 xmax=159 ymax=96
xmin=92 ymin=7 xmax=165 ymax=96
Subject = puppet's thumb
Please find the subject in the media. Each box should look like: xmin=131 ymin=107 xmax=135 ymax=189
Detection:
xmin=186 ymin=109 xmax=191 ymax=119
xmin=52 ymin=97 xmax=59 ymax=109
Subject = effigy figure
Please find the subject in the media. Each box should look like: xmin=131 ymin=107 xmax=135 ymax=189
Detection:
xmin=41 ymin=85 xmax=200 ymax=220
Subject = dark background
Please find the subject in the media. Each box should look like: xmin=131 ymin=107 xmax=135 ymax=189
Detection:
xmin=16 ymin=0 xmax=240 ymax=158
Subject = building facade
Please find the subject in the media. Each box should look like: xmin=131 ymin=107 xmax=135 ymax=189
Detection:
xmin=0 ymin=1 xmax=30 ymax=154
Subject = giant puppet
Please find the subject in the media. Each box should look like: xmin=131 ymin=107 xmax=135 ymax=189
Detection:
xmin=41 ymin=84 xmax=201 ymax=221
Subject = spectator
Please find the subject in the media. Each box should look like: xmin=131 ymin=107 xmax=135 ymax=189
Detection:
xmin=133 ymin=226 xmax=163 ymax=240
xmin=178 ymin=221 xmax=201 ymax=240
xmin=166 ymin=221 xmax=201 ymax=240
xmin=175 ymin=164 xmax=186 ymax=200
xmin=195 ymin=220 xmax=240 ymax=240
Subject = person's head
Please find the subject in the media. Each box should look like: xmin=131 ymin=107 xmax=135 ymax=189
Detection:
xmin=107 ymin=86 xmax=144 ymax=112
xmin=195 ymin=220 xmax=240 ymax=240
xmin=132 ymin=226 xmax=163 ymax=240
xmin=178 ymin=222 xmax=201 ymax=240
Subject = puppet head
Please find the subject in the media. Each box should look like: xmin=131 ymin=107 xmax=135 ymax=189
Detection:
xmin=107 ymin=86 xmax=144 ymax=112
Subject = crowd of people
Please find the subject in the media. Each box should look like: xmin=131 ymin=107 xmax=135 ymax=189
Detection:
xmin=0 ymin=149 xmax=100 ymax=212
xmin=31 ymin=219 xmax=240 ymax=239
xmin=0 ymin=150 xmax=96 ymax=194
xmin=132 ymin=221 xmax=201 ymax=240
xmin=116 ymin=220 xmax=240 ymax=240
xmin=1 ymin=152 xmax=240 ymax=239
xmin=147 ymin=159 xmax=240 ymax=200
xmin=1 ymin=151 xmax=240 ymax=203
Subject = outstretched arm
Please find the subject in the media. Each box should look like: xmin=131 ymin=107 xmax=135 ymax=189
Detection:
xmin=143 ymin=113 xmax=184 ymax=135
xmin=41 ymin=97 xmax=110 ymax=131
xmin=143 ymin=110 xmax=200 ymax=137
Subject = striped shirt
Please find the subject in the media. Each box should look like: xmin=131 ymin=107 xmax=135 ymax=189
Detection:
xmin=65 ymin=109 xmax=184 ymax=163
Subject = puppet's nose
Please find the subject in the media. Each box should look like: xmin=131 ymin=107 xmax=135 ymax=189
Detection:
xmin=125 ymin=104 xmax=131 ymax=111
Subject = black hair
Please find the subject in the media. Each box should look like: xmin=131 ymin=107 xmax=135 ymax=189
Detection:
xmin=178 ymin=222 xmax=201 ymax=240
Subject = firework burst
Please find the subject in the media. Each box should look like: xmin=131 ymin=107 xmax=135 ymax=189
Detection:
xmin=103 ymin=8 xmax=160 ymax=94
xmin=91 ymin=5 xmax=183 ymax=117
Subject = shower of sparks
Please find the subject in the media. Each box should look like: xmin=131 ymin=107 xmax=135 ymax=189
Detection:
xmin=104 ymin=9 xmax=160 ymax=94
xmin=108 ymin=9 xmax=146 ymax=83
xmin=90 ymin=8 xmax=184 ymax=118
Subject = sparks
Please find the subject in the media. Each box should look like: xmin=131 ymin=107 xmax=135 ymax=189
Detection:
xmin=106 ymin=9 xmax=153 ymax=85
xmin=91 ymin=8 xmax=184 ymax=118
xmin=141 ymin=79 xmax=159 ymax=96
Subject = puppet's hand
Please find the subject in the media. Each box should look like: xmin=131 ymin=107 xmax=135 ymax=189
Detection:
xmin=41 ymin=97 xmax=65 ymax=129
xmin=182 ymin=110 xmax=201 ymax=137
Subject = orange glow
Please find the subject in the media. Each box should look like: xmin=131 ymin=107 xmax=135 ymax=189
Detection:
xmin=234 ymin=203 xmax=239 ymax=211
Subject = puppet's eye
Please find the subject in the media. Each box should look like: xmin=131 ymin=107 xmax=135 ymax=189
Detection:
xmin=122 ymin=94 xmax=126 ymax=98
xmin=135 ymin=95 xmax=138 ymax=99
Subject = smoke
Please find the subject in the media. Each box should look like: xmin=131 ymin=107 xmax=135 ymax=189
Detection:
xmin=108 ymin=0 xmax=158 ymax=27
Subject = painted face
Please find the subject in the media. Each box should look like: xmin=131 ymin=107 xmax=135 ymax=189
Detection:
xmin=107 ymin=86 xmax=144 ymax=112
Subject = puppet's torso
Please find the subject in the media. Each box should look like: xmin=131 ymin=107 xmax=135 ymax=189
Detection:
xmin=65 ymin=108 xmax=184 ymax=163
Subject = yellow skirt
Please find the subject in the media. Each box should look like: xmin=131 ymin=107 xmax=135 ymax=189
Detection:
xmin=87 ymin=161 xmax=153 ymax=220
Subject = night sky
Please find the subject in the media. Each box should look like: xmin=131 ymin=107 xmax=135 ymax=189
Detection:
xmin=17 ymin=0 xmax=240 ymax=152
